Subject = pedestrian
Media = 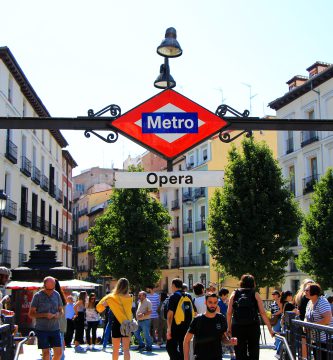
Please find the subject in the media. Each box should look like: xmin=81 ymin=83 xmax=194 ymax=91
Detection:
xmin=54 ymin=279 xmax=67 ymax=360
xmin=279 ymin=290 xmax=296 ymax=329
xmin=166 ymin=278 xmax=195 ymax=360
xmin=64 ymin=296 xmax=75 ymax=348
xmin=28 ymin=276 xmax=63 ymax=360
xmin=192 ymin=282 xmax=206 ymax=315
xmin=96 ymin=278 xmax=133 ymax=360
xmin=73 ymin=291 xmax=87 ymax=353
xmin=157 ymin=292 xmax=168 ymax=345
xmin=0 ymin=267 xmax=11 ymax=322
xmin=327 ymin=296 xmax=333 ymax=315
xmin=146 ymin=285 xmax=160 ymax=345
xmin=295 ymin=278 xmax=315 ymax=320
xmin=134 ymin=291 xmax=153 ymax=351
xmin=269 ymin=290 xmax=282 ymax=350
xmin=227 ymin=274 xmax=274 ymax=360
xmin=304 ymin=283 xmax=333 ymax=360
xmin=85 ymin=292 xmax=101 ymax=350
xmin=184 ymin=292 xmax=234 ymax=360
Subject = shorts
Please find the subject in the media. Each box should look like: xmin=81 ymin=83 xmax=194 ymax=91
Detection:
xmin=35 ymin=329 xmax=62 ymax=349
xmin=112 ymin=317 xmax=128 ymax=338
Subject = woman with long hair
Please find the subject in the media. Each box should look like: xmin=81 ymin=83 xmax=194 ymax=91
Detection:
xmin=227 ymin=274 xmax=274 ymax=360
xmin=97 ymin=278 xmax=133 ymax=360
xmin=85 ymin=293 xmax=100 ymax=350
xmin=295 ymin=278 xmax=315 ymax=320
xmin=74 ymin=291 xmax=87 ymax=353
xmin=54 ymin=279 xmax=67 ymax=360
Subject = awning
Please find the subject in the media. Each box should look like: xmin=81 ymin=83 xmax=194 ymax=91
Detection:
xmin=6 ymin=279 xmax=101 ymax=290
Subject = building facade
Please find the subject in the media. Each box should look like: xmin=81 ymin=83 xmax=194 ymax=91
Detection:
xmin=269 ymin=61 xmax=333 ymax=293
xmin=0 ymin=47 xmax=76 ymax=269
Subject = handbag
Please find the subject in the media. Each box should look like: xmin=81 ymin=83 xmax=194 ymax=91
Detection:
xmin=118 ymin=296 xmax=138 ymax=336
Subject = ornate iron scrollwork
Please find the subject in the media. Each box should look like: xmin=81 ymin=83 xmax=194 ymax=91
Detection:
xmin=216 ymin=104 xmax=252 ymax=143
xmin=84 ymin=104 xmax=121 ymax=143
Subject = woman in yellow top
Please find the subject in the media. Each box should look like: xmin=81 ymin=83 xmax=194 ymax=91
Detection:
xmin=97 ymin=278 xmax=132 ymax=360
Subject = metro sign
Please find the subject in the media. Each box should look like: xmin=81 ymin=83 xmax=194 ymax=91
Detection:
xmin=111 ymin=89 xmax=229 ymax=160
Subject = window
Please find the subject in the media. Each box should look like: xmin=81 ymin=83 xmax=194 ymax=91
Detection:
xmin=286 ymin=131 xmax=294 ymax=154
xmin=30 ymin=238 xmax=35 ymax=250
xmin=4 ymin=173 xmax=11 ymax=197
xmin=8 ymin=76 xmax=13 ymax=103
xmin=188 ymin=274 xmax=193 ymax=290
xmin=200 ymin=273 xmax=207 ymax=289
xmin=289 ymin=165 xmax=295 ymax=195
xmin=203 ymin=148 xmax=208 ymax=161
xmin=41 ymin=130 xmax=45 ymax=145
xmin=188 ymin=209 xmax=192 ymax=225
xmin=310 ymin=157 xmax=318 ymax=177
xmin=49 ymin=136 xmax=52 ymax=154
xmin=188 ymin=242 xmax=193 ymax=256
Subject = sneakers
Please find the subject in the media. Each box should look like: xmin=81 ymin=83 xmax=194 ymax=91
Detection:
xmin=144 ymin=346 xmax=152 ymax=352
xmin=134 ymin=345 xmax=145 ymax=351
xmin=75 ymin=345 xmax=87 ymax=353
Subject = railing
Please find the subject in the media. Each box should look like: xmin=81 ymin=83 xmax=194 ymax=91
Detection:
xmin=78 ymin=245 xmax=88 ymax=253
xmin=58 ymin=228 xmax=63 ymax=240
xmin=303 ymin=174 xmax=320 ymax=194
xmin=78 ymin=208 xmax=88 ymax=217
xmin=20 ymin=209 xmax=31 ymax=227
xmin=289 ymin=260 xmax=298 ymax=272
xmin=20 ymin=156 xmax=31 ymax=177
xmin=171 ymin=199 xmax=180 ymax=210
xmin=301 ymin=131 xmax=319 ymax=147
xmin=18 ymin=252 xmax=27 ymax=266
xmin=1 ymin=249 xmax=11 ymax=268
xmin=170 ymin=258 xmax=181 ymax=268
xmin=286 ymin=137 xmax=294 ymax=154
xmin=195 ymin=219 xmax=206 ymax=231
xmin=55 ymin=188 xmax=63 ymax=203
xmin=5 ymin=139 xmax=18 ymax=164
xmin=289 ymin=179 xmax=296 ymax=195
xmin=0 ymin=324 xmax=15 ymax=360
xmin=171 ymin=228 xmax=180 ymax=238
xmin=181 ymin=255 xmax=209 ymax=267
xmin=32 ymin=165 xmax=41 ymax=184
xmin=78 ymin=226 xmax=88 ymax=234
xmin=182 ymin=191 xmax=193 ymax=202
xmin=194 ymin=187 xmax=205 ymax=198
xmin=40 ymin=174 xmax=49 ymax=191
xmin=78 ymin=265 xmax=88 ymax=272
xmin=51 ymin=224 xmax=57 ymax=238
xmin=41 ymin=219 xmax=50 ymax=235
xmin=49 ymin=183 xmax=56 ymax=198
xmin=183 ymin=222 xmax=193 ymax=233
xmin=3 ymin=199 xmax=17 ymax=220
xmin=32 ymin=215 xmax=41 ymax=231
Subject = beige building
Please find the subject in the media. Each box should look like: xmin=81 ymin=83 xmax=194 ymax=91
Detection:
xmin=0 ymin=46 xmax=76 ymax=269
xmin=269 ymin=61 xmax=333 ymax=293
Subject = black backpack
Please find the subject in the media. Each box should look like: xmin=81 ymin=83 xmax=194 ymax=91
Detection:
xmin=232 ymin=289 xmax=258 ymax=325
xmin=161 ymin=296 xmax=170 ymax=320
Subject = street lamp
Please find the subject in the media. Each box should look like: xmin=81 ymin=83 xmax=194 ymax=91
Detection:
xmin=154 ymin=27 xmax=182 ymax=89
xmin=0 ymin=190 xmax=8 ymax=255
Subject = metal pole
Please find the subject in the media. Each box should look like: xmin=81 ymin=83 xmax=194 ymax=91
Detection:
xmin=165 ymin=57 xmax=170 ymax=89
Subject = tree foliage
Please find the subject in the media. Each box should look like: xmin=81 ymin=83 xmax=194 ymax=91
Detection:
xmin=207 ymin=137 xmax=302 ymax=288
xmin=297 ymin=168 xmax=333 ymax=289
xmin=88 ymin=169 xmax=171 ymax=293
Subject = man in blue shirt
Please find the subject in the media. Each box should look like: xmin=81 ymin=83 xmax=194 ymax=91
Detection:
xmin=64 ymin=295 xmax=75 ymax=347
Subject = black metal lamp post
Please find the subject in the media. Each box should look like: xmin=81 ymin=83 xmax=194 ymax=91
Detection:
xmin=0 ymin=190 xmax=8 ymax=256
xmin=154 ymin=27 xmax=182 ymax=89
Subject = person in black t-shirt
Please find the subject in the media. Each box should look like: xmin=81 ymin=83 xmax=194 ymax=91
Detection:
xmin=184 ymin=293 xmax=232 ymax=360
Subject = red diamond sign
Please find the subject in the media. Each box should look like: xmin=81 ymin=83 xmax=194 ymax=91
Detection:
xmin=111 ymin=89 xmax=228 ymax=160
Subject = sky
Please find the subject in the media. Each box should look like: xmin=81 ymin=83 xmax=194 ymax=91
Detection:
xmin=1 ymin=0 xmax=333 ymax=175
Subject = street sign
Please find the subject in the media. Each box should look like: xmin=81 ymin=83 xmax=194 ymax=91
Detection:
xmin=114 ymin=171 xmax=224 ymax=188
xmin=111 ymin=89 xmax=228 ymax=160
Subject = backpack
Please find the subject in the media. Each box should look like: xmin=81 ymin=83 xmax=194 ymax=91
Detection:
xmin=174 ymin=292 xmax=195 ymax=326
xmin=232 ymin=289 xmax=258 ymax=325
xmin=161 ymin=297 xmax=170 ymax=320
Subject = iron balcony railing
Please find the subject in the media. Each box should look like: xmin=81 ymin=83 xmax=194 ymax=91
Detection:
xmin=171 ymin=199 xmax=180 ymax=210
xmin=49 ymin=183 xmax=56 ymax=198
xmin=3 ymin=199 xmax=17 ymax=221
xmin=289 ymin=179 xmax=296 ymax=195
xmin=18 ymin=253 xmax=27 ymax=266
xmin=51 ymin=225 xmax=57 ymax=238
xmin=20 ymin=156 xmax=32 ymax=177
xmin=171 ymin=228 xmax=180 ymax=238
xmin=183 ymin=222 xmax=193 ymax=233
xmin=181 ymin=255 xmax=209 ymax=267
xmin=1 ymin=249 xmax=11 ymax=268
xmin=195 ymin=219 xmax=206 ymax=231
xmin=78 ymin=226 xmax=88 ymax=234
xmin=40 ymin=175 xmax=49 ymax=192
xmin=78 ymin=208 xmax=88 ymax=217
xmin=5 ymin=139 xmax=18 ymax=164
xmin=303 ymin=173 xmax=320 ymax=194
xmin=182 ymin=191 xmax=193 ymax=202
xmin=31 ymin=166 xmax=41 ymax=184
xmin=32 ymin=215 xmax=41 ymax=231
xmin=78 ymin=245 xmax=88 ymax=253
xmin=301 ymin=131 xmax=319 ymax=147
xmin=170 ymin=258 xmax=181 ymax=268
xmin=41 ymin=219 xmax=50 ymax=235
xmin=20 ymin=209 xmax=32 ymax=227
xmin=194 ymin=187 xmax=205 ymax=198
xmin=286 ymin=137 xmax=294 ymax=154
xmin=55 ymin=188 xmax=63 ymax=203
xmin=58 ymin=228 xmax=63 ymax=240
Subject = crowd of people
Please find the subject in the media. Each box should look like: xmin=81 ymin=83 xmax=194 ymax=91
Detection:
xmin=0 ymin=266 xmax=332 ymax=360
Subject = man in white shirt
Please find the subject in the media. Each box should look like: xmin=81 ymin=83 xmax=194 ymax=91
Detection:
xmin=193 ymin=282 xmax=206 ymax=315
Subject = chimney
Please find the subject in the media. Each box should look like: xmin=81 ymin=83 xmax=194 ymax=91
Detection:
xmin=286 ymin=75 xmax=308 ymax=91
xmin=306 ymin=61 xmax=332 ymax=78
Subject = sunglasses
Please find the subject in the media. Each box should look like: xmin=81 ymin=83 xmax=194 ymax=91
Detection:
xmin=304 ymin=289 xmax=310 ymax=292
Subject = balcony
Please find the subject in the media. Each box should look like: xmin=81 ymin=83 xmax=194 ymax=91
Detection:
xmin=58 ymin=228 xmax=63 ymax=241
xmin=32 ymin=215 xmax=41 ymax=231
xmin=49 ymin=183 xmax=56 ymax=198
xmin=78 ymin=208 xmax=88 ymax=217
xmin=19 ymin=253 xmax=27 ymax=266
xmin=286 ymin=137 xmax=294 ymax=154
xmin=301 ymin=131 xmax=319 ymax=147
xmin=183 ymin=222 xmax=193 ymax=234
xmin=40 ymin=175 xmax=49 ymax=192
xmin=181 ymin=254 xmax=209 ymax=267
xmin=78 ymin=245 xmax=88 ymax=253
xmin=182 ymin=191 xmax=193 ymax=202
xmin=20 ymin=209 xmax=32 ymax=227
xmin=171 ymin=228 xmax=180 ymax=238
xmin=51 ymin=225 xmax=57 ymax=238
xmin=289 ymin=180 xmax=296 ymax=195
xmin=3 ymin=199 xmax=17 ymax=221
xmin=1 ymin=249 xmax=11 ymax=268
xmin=55 ymin=188 xmax=63 ymax=203
xmin=5 ymin=139 xmax=17 ymax=164
xmin=78 ymin=226 xmax=88 ymax=234
xmin=20 ymin=156 xmax=32 ymax=177
xmin=195 ymin=219 xmax=206 ymax=232
xmin=289 ymin=260 xmax=298 ymax=273
xmin=171 ymin=199 xmax=180 ymax=210
xmin=41 ymin=220 xmax=50 ymax=235
xmin=32 ymin=166 xmax=41 ymax=185
xmin=194 ymin=187 xmax=205 ymax=199
xmin=303 ymin=174 xmax=320 ymax=195
xmin=170 ymin=258 xmax=181 ymax=268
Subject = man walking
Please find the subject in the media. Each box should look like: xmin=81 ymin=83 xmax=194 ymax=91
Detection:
xmin=166 ymin=278 xmax=195 ymax=360
xmin=183 ymin=293 xmax=234 ymax=360
xmin=134 ymin=291 xmax=153 ymax=351
xmin=64 ymin=295 xmax=75 ymax=347
xmin=29 ymin=276 xmax=63 ymax=360
xmin=146 ymin=285 xmax=161 ymax=344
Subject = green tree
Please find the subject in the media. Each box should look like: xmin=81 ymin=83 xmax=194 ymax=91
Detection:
xmin=207 ymin=137 xmax=302 ymax=288
xmin=297 ymin=168 xmax=333 ymax=289
xmin=88 ymin=171 xmax=171 ymax=293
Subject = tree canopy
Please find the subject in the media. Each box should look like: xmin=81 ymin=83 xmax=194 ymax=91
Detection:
xmin=88 ymin=174 xmax=171 ymax=293
xmin=297 ymin=168 xmax=333 ymax=289
xmin=208 ymin=137 xmax=303 ymax=288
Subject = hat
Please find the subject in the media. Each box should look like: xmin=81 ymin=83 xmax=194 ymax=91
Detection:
xmin=272 ymin=290 xmax=280 ymax=295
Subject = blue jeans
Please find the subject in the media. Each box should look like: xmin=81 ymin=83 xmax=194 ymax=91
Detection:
xmin=274 ymin=318 xmax=283 ymax=352
xmin=103 ymin=319 xmax=113 ymax=347
xmin=134 ymin=319 xmax=152 ymax=348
